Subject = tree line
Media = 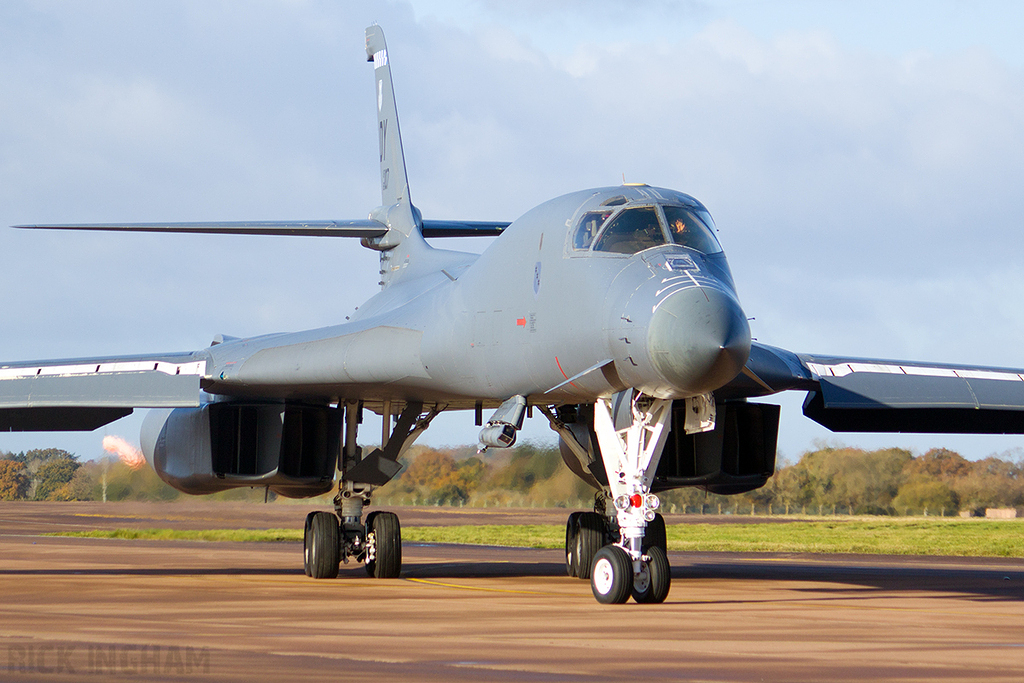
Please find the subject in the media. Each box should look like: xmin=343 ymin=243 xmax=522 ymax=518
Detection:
xmin=375 ymin=443 xmax=1024 ymax=515
xmin=0 ymin=449 xmax=85 ymax=501
xmin=2 ymin=443 xmax=1022 ymax=515
xmin=0 ymin=449 xmax=258 ymax=502
xmin=759 ymin=445 xmax=1024 ymax=516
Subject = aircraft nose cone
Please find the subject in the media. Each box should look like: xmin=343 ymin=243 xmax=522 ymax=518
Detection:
xmin=648 ymin=286 xmax=751 ymax=395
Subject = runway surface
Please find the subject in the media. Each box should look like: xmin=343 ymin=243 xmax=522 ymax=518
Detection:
xmin=2 ymin=502 xmax=1023 ymax=682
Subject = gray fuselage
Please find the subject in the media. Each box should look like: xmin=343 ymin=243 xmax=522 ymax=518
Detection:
xmin=201 ymin=185 xmax=751 ymax=411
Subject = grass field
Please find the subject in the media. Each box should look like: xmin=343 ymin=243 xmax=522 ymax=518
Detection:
xmin=47 ymin=517 xmax=1024 ymax=558
xmin=50 ymin=528 xmax=302 ymax=543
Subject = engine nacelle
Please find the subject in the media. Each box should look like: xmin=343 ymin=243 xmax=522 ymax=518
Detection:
xmin=141 ymin=401 xmax=340 ymax=498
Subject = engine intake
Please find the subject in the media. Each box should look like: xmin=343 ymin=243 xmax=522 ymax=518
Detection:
xmin=142 ymin=401 xmax=340 ymax=498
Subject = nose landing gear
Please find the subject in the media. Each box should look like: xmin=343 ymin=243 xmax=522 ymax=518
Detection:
xmin=570 ymin=390 xmax=694 ymax=604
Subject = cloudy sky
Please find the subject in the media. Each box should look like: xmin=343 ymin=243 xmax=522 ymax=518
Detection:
xmin=2 ymin=0 xmax=1024 ymax=463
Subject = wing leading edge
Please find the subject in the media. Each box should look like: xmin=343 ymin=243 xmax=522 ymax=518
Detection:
xmin=15 ymin=221 xmax=389 ymax=238
xmin=725 ymin=342 xmax=1024 ymax=435
xmin=15 ymin=219 xmax=509 ymax=239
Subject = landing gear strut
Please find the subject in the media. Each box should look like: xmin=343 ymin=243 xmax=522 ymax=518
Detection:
xmin=562 ymin=390 xmax=711 ymax=604
xmin=588 ymin=391 xmax=675 ymax=603
xmin=302 ymin=400 xmax=439 ymax=581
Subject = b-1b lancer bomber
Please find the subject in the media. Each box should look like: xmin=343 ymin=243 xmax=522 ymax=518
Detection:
xmin=6 ymin=26 xmax=1024 ymax=604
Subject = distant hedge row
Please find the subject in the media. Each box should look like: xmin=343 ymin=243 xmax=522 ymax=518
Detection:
xmin=376 ymin=444 xmax=1024 ymax=516
xmin=3 ymin=442 xmax=1021 ymax=515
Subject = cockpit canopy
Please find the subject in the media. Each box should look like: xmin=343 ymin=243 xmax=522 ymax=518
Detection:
xmin=572 ymin=201 xmax=722 ymax=256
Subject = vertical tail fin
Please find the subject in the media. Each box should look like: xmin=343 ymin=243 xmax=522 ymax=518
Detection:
xmin=362 ymin=26 xmax=475 ymax=292
xmin=364 ymin=25 xmax=418 ymax=251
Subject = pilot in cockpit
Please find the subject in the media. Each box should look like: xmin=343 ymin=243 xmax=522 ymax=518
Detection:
xmin=670 ymin=217 xmax=688 ymax=240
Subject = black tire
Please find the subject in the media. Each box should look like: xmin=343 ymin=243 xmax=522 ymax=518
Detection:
xmin=565 ymin=512 xmax=583 ymax=577
xmin=308 ymin=511 xmax=340 ymax=579
xmin=366 ymin=511 xmax=402 ymax=579
xmin=366 ymin=511 xmax=385 ymax=577
xmin=363 ymin=510 xmax=380 ymax=575
xmin=574 ymin=512 xmax=604 ymax=580
xmin=632 ymin=545 xmax=671 ymax=604
xmin=642 ymin=513 xmax=667 ymax=555
xmin=590 ymin=545 xmax=632 ymax=604
xmin=303 ymin=511 xmax=317 ymax=577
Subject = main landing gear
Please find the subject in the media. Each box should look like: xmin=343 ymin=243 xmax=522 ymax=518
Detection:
xmin=303 ymin=400 xmax=438 ymax=581
xmin=303 ymin=494 xmax=404 ymax=580
xmin=563 ymin=390 xmax=706 ymax=604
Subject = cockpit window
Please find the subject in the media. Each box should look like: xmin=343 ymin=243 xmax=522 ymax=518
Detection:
xmin=573 ymin=210 xmax=612 ymax=250
xmin=663 ymin=206 xmax=722 ymax=254
xmin=694 ymin=208 xmax=716 ymax=233
xmin=592 ymin=207 xmax=667 ymax=254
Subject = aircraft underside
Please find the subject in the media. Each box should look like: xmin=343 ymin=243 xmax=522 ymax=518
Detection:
xmin=136 ymin=389 xmax=776 ymax=604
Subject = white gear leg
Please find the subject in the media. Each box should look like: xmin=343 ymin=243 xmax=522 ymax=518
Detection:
xmin=592 ymin=391 xmax=672 ymax=566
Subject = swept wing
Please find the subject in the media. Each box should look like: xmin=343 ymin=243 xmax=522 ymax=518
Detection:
xmin=14 ymin=219 xmax=508 ymax=239
xmin=0 ymin=353 xmax=206 ymax=431
xmin=727 ymin=342 xmax=1024 ymax=434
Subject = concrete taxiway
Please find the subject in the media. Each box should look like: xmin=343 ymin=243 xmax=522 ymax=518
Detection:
xmin=1 ymin=502 xmax=1023 ymax=681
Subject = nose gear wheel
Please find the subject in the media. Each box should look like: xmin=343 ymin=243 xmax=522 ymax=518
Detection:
xmin=590 ymin=545 xmax=632 ymax=604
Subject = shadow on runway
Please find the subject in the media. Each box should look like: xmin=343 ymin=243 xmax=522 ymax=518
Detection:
xmin=399 ymin=547 xmax=1024 ymax=602
xmin=3 ymin=542 xmax=1021 ymax=602
xmin=0 ymin=566 xmax=297 ymax=577
xmin=398 ymin=561 xmax=566 ymax=580
xmin=674 ymin=556 xmax=1024 ymax=603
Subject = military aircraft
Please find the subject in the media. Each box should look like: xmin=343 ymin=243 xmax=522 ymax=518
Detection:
xmin=5 ymin=25 xmax=1024 ymax=604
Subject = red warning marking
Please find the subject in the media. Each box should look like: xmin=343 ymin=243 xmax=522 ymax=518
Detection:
xmin=554 ymin=356 xmax=580 ymax=389
xmin=516 ymin=318 xmax=526 ymax=327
